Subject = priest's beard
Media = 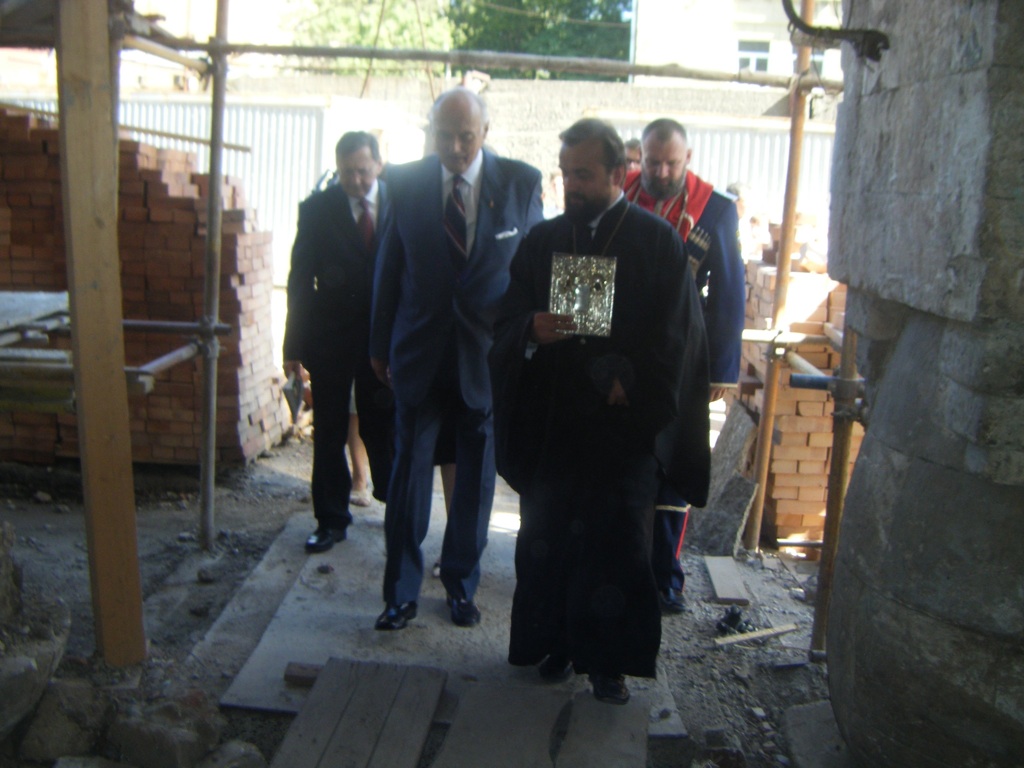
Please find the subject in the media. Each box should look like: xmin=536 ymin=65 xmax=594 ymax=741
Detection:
xmin=563 ymin=193 xmax=608 ymax=224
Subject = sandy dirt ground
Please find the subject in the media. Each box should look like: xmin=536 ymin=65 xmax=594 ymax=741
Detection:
xmin=0 ymin=431 xmax=830 ymax=767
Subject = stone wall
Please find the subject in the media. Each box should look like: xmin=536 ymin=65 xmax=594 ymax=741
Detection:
xmin=827 ymin=1 xmax=1024 ymax=765
xmin=0 ymin=109 xmax=289 ymax=465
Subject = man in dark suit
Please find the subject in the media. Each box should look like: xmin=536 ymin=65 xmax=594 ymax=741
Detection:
xmin=624 ymin=118 xmax=745 ymax=612
xmin=490 ymin=118 xmax=710 ymax=704
xmin=370 ymin=87 xmax=544 ymax=630
xmin=283 ymin=131 xmax=394 ymax=554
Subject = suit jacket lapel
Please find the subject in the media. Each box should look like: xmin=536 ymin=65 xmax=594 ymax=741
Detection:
xmin=377 ymin=180 xmax=389 ymax=225
xmin=472 ymin=151 xmax=507 ymax=261
xmin=327 ymin=185 xmax=362 ymax=252
xmin=420 ymin=156 xmax=448 ymax=256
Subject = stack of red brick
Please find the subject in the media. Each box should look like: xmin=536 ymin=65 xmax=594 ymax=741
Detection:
xmin=732 ymin=260 xmax=863 ymax=553
xmin=0 ymin=109 xmax=288 ymax=465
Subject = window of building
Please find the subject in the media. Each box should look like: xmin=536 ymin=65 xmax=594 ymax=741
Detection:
xmin=793 ymin=49 xmax=826 ymax=76
xmin=738 ymin=40 xmax=771 ymax=72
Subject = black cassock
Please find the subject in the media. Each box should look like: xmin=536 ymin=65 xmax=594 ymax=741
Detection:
xmin=490 ymin=198 xmax=711 ymax=678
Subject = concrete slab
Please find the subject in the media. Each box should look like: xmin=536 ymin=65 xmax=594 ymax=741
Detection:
xmin=782 ymin=700 xmax=854 ymax=768
xmin=214 ymin=472 xmax=685 ymax=738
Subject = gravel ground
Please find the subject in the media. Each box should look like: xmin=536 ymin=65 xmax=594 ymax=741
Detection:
xmin=0 ymin=432 xmax=830 ymax=767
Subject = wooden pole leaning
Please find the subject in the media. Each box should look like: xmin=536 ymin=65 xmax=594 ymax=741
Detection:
xmin=56 ymin=0 xmax=146 ymax=665
xmin=810 ymin=328 xmax=859 ymax=657
xmin=743 ymin=0 xmax=816 ymax=552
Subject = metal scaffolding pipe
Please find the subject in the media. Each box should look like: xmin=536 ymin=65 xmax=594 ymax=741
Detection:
xmin=784 ymin=349 xmax=826 ymax=378
xmin=122 ymin=33 xmax=211 ymax=75
xmin=175 ymin=40 xmax=843 ymax=94
xmin=123 ymin=319 xmax=231 ymax=335
xmin=198 ymin=0 xmax=230 ymax=552
xmin=0 ymin=102 xmax=251 ymax=153
xmin=134 ymin=342 xmax=200 ymax=376
xmin=744 ymin=0 xmax=816 ymax=552
xmin=742 ymin=329 xmax=831 ymax=347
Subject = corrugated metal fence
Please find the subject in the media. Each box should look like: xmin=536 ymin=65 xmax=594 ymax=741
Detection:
xmin=619 ymin=118 xmax=836 ymax=227
xmin=12 ymin=96 xmax=834 ymax=284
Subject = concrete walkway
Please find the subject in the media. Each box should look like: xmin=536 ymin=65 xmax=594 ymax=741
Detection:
xmin=207 ymin=471 xmax=685 ymax=738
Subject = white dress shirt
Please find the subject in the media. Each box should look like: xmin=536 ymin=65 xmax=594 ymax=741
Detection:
xmin=348 ymin=178 xmax=380 ymax=227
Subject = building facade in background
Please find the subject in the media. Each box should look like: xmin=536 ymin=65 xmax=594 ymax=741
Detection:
xmin=634 ymin=0 xmax=842 ymax=82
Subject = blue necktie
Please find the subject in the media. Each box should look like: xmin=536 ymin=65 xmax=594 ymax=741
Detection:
xmin=444 ymin=174 xmax=467 ymax=264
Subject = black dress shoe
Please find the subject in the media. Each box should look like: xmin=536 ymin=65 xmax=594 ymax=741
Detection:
xmin=590 ymin=673 xmax=630 ymax=705
xmin=305 ymin=527 xmax=346 ymax=553
xmin=659 ymin=588 xmax=686 ymax=614
xmin=538 ymin=653 xmax=573 ymax=683
xmin=374 ymin=602 xmax=417 ymax=631
xmin=447 ymin=596 xmax=481 ymax=627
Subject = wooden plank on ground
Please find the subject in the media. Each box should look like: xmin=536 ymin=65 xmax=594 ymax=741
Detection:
xmin=556 ymin=690 xmax=648 ymax=768
xmin=704 ymin=555 xmax=752 ymax=605
xmin=714 ymin=623 xmax=799 ymax=648
xmin=367 ymin=664 xmax=449 ymax=768
xmin=270 ymin=659 xmax=446 ymax=768
xmin=283 ymin=661 xmax=322 ymax=688
xmin=432 ymin=684 xmax=568 ymax=768
xmin=270 ymin=659 xmax=360 ymax=768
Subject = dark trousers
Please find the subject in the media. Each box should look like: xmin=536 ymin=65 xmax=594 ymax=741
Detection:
xmin=309 ymin=361 xmax=393 ymax=531
xmin=382 ymin=380 xmax=495 ymax=606
xmin=652 ymin=480 xmax=689 ymax=592
xmin=509 ymin=452 xmax=661 ymax=679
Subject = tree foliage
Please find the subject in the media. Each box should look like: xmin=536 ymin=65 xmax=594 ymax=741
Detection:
xmin=286 ymin=0 xmax=452 ymax=75
xmin=285 ymin=0 xmax=632 ymax=80
xmin=449 ymin=0 xmax=632 ymax=79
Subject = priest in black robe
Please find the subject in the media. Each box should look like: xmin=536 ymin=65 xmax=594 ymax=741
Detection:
xmin=490 ymin=118 xmax=711 ymax=705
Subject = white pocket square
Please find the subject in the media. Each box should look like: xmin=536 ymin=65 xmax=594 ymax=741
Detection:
xmin=495 ymin=227 xmax=519 ymax=240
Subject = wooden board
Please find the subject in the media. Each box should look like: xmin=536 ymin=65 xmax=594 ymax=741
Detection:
xmin=556 ymin=690 xmax=648 ymax=768
xmin=432 ymin=685 xmax=568 ymax=768
xmin=283 ymin=661 xmax=322 ymax=688
xmin=714 ymin=623 xmax=799 ymax=648
xmin=270 ymin=658 xmax=446 ymax=768
xmin=704 ymin=556 xmax=752 ymax=605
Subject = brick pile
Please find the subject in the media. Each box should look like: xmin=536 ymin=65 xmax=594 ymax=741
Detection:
xmin=732 ymin=260 xmax=863 ymax=554
xmin=0 ymin=109 xmax=288 ymax=465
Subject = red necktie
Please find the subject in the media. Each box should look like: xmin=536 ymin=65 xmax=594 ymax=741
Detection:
xmin=357 ymin=198 xmax=374 ymax=251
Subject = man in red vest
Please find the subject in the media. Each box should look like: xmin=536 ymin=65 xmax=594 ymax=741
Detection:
xmin=624 ymin=118 xmax=746 ymax=612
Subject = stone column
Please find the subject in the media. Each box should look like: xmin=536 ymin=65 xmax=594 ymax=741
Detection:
xmin=826 ymin=1 xmax=1024 ymax=765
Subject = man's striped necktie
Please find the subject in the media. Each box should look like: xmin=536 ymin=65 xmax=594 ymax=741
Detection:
xmin=444 ymin=174 xmax=468 ymax=264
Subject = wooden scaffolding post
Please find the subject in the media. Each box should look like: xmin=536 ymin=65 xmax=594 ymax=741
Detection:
xmin=743 ymin=0 xmax=816 ymax=552
xmin=810 ymin=328 xmax=859 ymax=656
xmin=56 ymin=0 xmax=146 ymax=665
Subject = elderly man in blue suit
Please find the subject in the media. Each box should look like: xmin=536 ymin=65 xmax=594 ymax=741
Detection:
xmin=370 ymin=87 xmax=544 ymax=630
